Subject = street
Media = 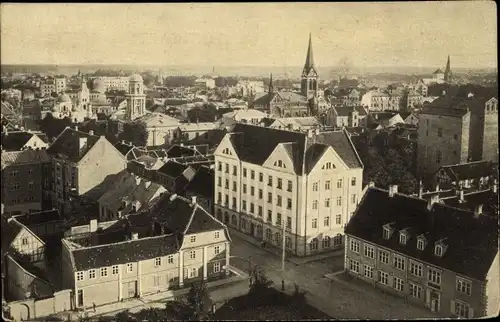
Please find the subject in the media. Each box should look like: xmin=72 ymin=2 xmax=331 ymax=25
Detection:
xmin=230 ymin=233 xmax=436 ymax=319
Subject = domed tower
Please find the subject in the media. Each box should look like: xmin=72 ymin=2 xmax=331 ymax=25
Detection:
xmin=301 ymin=33 xmax=319 ymax=99
xmin=126 ymin=74 xmax=146 ymax=121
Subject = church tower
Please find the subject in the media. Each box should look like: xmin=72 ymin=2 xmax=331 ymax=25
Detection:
xmin=301 ymin=33 xmax=319 ymax=99
xmin=444 ymin=55 xmax=452 ymax=83
xmin=126 ymin=74 xmax=146 ymax=121
xmin=267 ymin=73 xmax=274 ymax=113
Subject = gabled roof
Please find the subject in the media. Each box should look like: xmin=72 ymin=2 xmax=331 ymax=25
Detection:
xmin=438 ymin=161 xmax=498 ymax=182
xmin=47 ymin=127 xmax=100 ymax=163
xmin=1 ymin=150 xmax=51 ymax=170
xmin=433 ymin=68 xmax=444 ymax=74
xmin=181 ymin=166 xmax=214 ymax=199
xmin=227 ymin=123 xmax=362 ymax=175
xmin=345 ymin=187 xmax=498 ymax=281
xmin=166 ymin=145 xmax=200 ymax=158
xmin=14 ymin=210 xmax=61 ymax=227
xmin=157 ymin=160 xmax=190 ymax=178
xmin=1 ymin=131 xmax=34 ymax=151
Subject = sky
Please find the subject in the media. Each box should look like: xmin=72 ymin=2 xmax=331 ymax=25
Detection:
xmin=1 ymin=2 xmax=497 ymax=68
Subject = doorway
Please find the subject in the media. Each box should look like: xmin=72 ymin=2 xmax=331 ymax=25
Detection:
xmin=77 ymin=289 xmax=84 ymax=307
xmin=250 ymin=223 xmax=255 ymax=236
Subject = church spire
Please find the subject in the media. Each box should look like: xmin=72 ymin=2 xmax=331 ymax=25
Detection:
xmin=304 ymin=33 xmax=315 ymax=70
xmin=269 ymin=73 xmax=274 ymax=94
xmin=444 ymin=55 xmax=452 ymax=82
xmin=445 ymin=55 xmax=451 ymax=73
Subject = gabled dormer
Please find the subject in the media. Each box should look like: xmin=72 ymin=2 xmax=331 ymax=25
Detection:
xmin=399 ymin=228 xmax=411 ymax=245
xmin=434 ymin=238 xmax=448 ymax=257
xmin=416 ymin=234 xmax=427 ymax=251
xmin=382 ymin=223 xmax=395 ymax=240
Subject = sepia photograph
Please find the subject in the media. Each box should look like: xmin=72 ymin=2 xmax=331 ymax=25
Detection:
xmin=0 ymin=2 xmax=498 ymax=320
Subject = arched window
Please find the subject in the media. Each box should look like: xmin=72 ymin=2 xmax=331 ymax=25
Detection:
xmin=333 ymin=234 xmax=343 ymax=247
xmin=240 ymin=218 xmax=247 ymax=230
xmin=265 ymin=228 xmax=272 ymax=241
xmin=231 ymin=214 xmax=237 ymax=226
xmin=322 ymin=236 xmax=331 ymax=249
xmin=310 ymin=238 xmax=318 ymax=250
xmin=275 ymin=232 xmax=282 ymax=246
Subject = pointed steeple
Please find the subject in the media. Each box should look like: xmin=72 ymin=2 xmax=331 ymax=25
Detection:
xmin=445 ymin=55 xmax=451 ymax=73
xmin=444 ymin=55 xmax=452 ymax=82
xmin=269 ymin=73 xmax=274 ymax=94
xmin=304 ymin=33 xmax=315 ymax=71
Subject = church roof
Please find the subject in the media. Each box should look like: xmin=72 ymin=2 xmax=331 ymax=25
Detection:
xmin=303 ymin=33 xmax=315 ymax=72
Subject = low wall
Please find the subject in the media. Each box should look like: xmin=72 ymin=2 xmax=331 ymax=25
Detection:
xmin=7 ymin=289 xmax=72 ymax=321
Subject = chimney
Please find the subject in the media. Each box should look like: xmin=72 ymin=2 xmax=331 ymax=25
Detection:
xmin=131 ymin=232 xmax=139 ymax=240
xmin=180 ymin=143 xmax=184 ymax=147
xmin=459 ymin=190 xmax=465 ymax=203
xmin=191 ymin=195 xmax=197 ymax=205
xmin=74 ymin=125 xmax=78 ymax=131
xmin=145 ymin=181 xmax=151 ymax=189
xmin=307 ymin=129 xmax=313 ymax=138
xmin=388 ymin=185 xmax=398 ymax=197
xmin=89 ymin=130 xmax=94 ymax=136
xmin=135 ymin=176 xmax=141 ymax=186
xmin=169 ymin=193 xmax=177 ymax=201
xmin=418 ymin=180 xmax=423 ymax=198
xmin=89 ymin=219 xmax=98 ymax=233
xmin=474 ymin=204 xmax=483 ymax=218
xmin=427 ymin=194 xmax=440 ymax=211
xmin=368 ymin=181 xmax=375 ymax=188
xmin=79 ymin=137 xmax=87 ymax=150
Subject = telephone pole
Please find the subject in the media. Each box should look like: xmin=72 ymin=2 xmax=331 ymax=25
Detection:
xmin=281 ymin=220 xmax=286 ymax=272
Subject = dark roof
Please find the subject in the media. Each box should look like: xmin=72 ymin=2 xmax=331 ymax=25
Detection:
xmin=47 ymin=128 xmax=100 ymax=162
xmin=14 ymin=210 xmax=61 ymax=227
xmin=166 ymin=145 xmax=199 ymax=158
xmin=185 ymin=129 xmax=226 ymax=149
xmin=259 ymin=117 xmax=276 ymax=127
xmin=252 ymin=92 xmax=275 ymax=106
xmin=442 ymin=189 xmax=499 ymax=216
xmin=438 ymin=161 xmax=498 ymax=181
xmin=229 ymin=123 xmax=362 ymax=175
xmin=345 ymin=187 xmax=498 ymax=281
xmin=1 ymin=131 xmax=34 ymax=151
xmin=2 ymin=220 xmax=23 ymax=250
xmin=157 ymin=161 xmax=189 ymax=178
xmin=182 ymin=166 xmax=214 ymax=199
xmin=334 ymin=106 xmax=361 ymax=117
xmin=114 ymin=141 xmax=135 ymax=156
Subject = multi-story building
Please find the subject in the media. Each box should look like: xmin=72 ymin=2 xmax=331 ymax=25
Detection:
xmin=213 ymin=123 xmax=363 ymax=256
xmin=46 ymin=127 xmax=127 ymax=216
xmin=406 ymin=92 xmax=424 ymax=110
xmin=342 ymin=89 xmax=362 ymax=107
xmin=60 ymin=193 xmax=231 ymax=309
xmin=1 ymin=150 xmax=52 ymax=217
xmin=433 ymin=160 xmax=498 ymax=191
xmin=1 ymin=130 xmax=49 ymax=151
xmin=417 ymin=97 xmax=498 ymax=175
xmin=361 ymin=90 xmax=390 ymax=111
xmin=40 ymin=77 xmax=67 ymax=97
xmin=93 ymin=76 xmax=130 ymax=93
xmin=344 ymin=185 xmax=499 ymax=318
xmin=173 ymin=122 xmax=220 ymax=142
xmin=326 ymin=106 xmax=368 ymax=128
xmin=268 ymin=116 xmax=322 ymax=132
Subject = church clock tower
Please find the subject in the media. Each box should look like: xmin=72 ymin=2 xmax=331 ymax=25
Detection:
xmin=301 ymin=33 xmax=319 ymax=99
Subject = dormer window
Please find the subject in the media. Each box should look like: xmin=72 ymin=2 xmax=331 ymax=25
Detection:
xmin=417 ymin=238 xmax=425 ymax=251
xmin=399 ymin=232 xmax=407 ymax=245
xmin=434 ymin=244 xmax=443 ymax=257
xmin=383 ymin=227 xmax=391 ymax=240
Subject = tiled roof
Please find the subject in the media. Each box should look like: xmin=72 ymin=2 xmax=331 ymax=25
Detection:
xmin=157 ymin=160 xmax=189 ymax=178
xmin=14 ymin=210 xmax=61 ymax=227
xmin=259 ymin=117 xmax=276 ymax=127
xmin=439 ymin=161 xmax=498 ymax=181
xmin=1 ymin=131 xmax=34 ymax=151
xmin=334 ymin=106 xmax=358 ymax=117
xmin=178 ymin=122 xmax=218 ymax=132
xmin=47 ymin=127 xmax=100 ymax=163
xmin=1 ymin=150 xmax=50 ymax=169
xmin=166 ymin=145 xmax=200 ymax=158
xmin=228 ymin=123 xmax=362 ymax=175
xmin=345 ymin=187 xmax=498 ymax=281
xmin=442 ymin=189 xmax=498 ymax=216
xmin=181 ymin=166 xmax=214 ymax=199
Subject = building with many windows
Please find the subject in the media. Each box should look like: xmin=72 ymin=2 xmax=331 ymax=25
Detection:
xmin=60 ymin=193 xmax=231 ymax=309
xmin=344 ymin=184 xmax=499 ymax=318
xmin=213 ymin=123 xmax=363 ymax=256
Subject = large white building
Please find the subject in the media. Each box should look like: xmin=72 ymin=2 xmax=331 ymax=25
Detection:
xmin=213 ymin=123 xmax=364 ymax=256
xmin=126 ymin=74 xmax=147 ymax=121
xmin=93 ymin=76 xmax=130 ymax=93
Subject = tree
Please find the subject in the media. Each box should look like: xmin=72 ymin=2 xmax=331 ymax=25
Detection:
xmin=291 ymin=283 xmax=308 ymax=307
xmin=249 ymin=265 xmax=273 ymax=295
xmin=38 ymin=113 xmax=72 ymax=140
xmin=185 ymin=281 xmax=212 ymax=320
xmin=118 ymin=121 xmax=148 ymax=147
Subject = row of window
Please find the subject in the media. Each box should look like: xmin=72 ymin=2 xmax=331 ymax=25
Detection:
xmin=383 ymin=227 xmax=445 ymax=256
xmin=9 ymin=169 xmax=40 ymax=177
xmin=11 ymin=196 xmax=36 ymax=204
xmin=8 ymin=181 xmax=37 ymax=191
xmin=188 ymin=231 xmax=220 ymax=243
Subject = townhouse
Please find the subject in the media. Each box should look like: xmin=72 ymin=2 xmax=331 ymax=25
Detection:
xmin=61 ymin=193 xmax=231 ymax=309
xmin=46 ymin=127 xmax=127 ymax=216
xmin=344 ymin=185 xmax=499 ymax=318
xmin=325 ymin=106 xmax=368 ymax=128
xmin=156 ymin=161 xmax=197 ymax=193
xmin=214 ymin=123 xmax=363 ymax=256
xmin=434 ymin=161 xmax=498 ymax=191
xmin=361 ymin=90 xmax=390 ymax=111
xmin=1 ymin=130 xmax=49 ymax=151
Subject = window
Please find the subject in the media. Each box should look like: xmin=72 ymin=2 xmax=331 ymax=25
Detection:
xmin=232 ymin=181 xmax=237 ymax=191
xmin=188 ymin=267 xmax=198 ymax=278
xmin=394 ymin=255 xmax=405 ymax=270
xmin=213 ymin=262 xmax=221 ymax=273
xmin=409 ymin=283 xmax=422 ymax=299
xmin=351 ymin=194 xmax=356 ymax=204
xmin=251 ymin=170 xmax=255 ymax=180
xmin=217 ymin=177 xmax=222 ymax=187
xmin=258 ymin=172 xmax=263 ymax=182
xmin=28 ymin=181 xmax=35 ymax=190
xmin=214 ymin=231 xmax=220 ymax=239
xmin=364 ymin=265 xmax=373 ymax=279
xmin=127 ymin=263 xmax=133 ymax=272
xmin=167 ymin=255 xmax=174 ymax=264
xmin=276 ymin=213 xmax=282 ymax=226
xmin=394 ymin=277 xmax=404 ymax=292
xmin=287 ymin=180 xmax=292 ymax=192
xmin=378 ymin=271 xmax=389 ymax=285
xmin=324 ymin=216 xmax=330 ymax=227
xmin=337 ymin=179 xmax=343 ymax=188
xmin=225 ymin=179 xmax=229 ymax=189
xmin=285 ymin=236 xmax=292 ymax=249
xmin=456 ymin=277 xmax=472 ymax=296
xmin=190 ymin=250 xmax=196 ymax=259
xmin=287 ymin=198 xmax=292 ymax=210
xmin=325 ymin=181 xmax=331 ymax=190
xmin=436 ymin=150 xmax=442 ymax=163
xmin=379 ymin=250 xmax=389 ymax=264
xmin=325 ymin=198 xmax=330 ymax=208
xmin=437 ymin=127 xmax=443 ymax=137
xmin=310 ymin=238 xmax=318 ymax=250
xmin=225 ymin=164 xmax=229 ymax=173
xmin=322 ymin=162 xmax=334 ymax=170
xmin=286 ymin=217 xmax=292 ymax=230
xmin=277 ymin=178 xmax=282 ymax=189
xmin=312 ymin=218 xmax=317 ymax=228
xmin=154 ymin=275 xmax=160 ymax=287
xmin=350 ymin=239 xmax=360 ymax=253
xmin=399 ymin=233 xmax=407 ymax=245
xmin=427 ymin=267 xmax=441 ymax=285
xmin=417 ymin=238 xmax=425 ymax=250
xmin=312 ymin=200 xmax=318 ymax=209
xmin=336 ymin=197 xmax=342 ymax=206
xmin=243 ymin=168 xmax=247 ymax=177
xmin=349 ymin=259 xmax=360 ymax=273
xmin=364 ymin=245 xmax=375 ymax=259
xmin=351 ymin=177 xmax=357 ymax=186
xmin=454 ymin=301 xmax=470 ymax=318
xmin=383 ymin=227 xmax=391 ymax=240
xmin=214 ymin=246 xmax=220 ymax=255
xmin=267 ymin=210 xmax=272 ymax=222
xmin=323 ymin=236 xmax=331 ymax=248
xmin=268 ymin=176 xmax=273 ymax=187
xmin=155 ymin=257 xmax=162 ymax=267
xmin=410 ymin=261 xmax=423 ymax=277
xmin=100 ymin=267 xmax=108 ymax=277
xmin=258 ymin=206 xmax=263 ymax=217
xmin=267 ymin=192 xmax=272 ymax=203
xmin=10 ymin=170 xmax=19 ymax=177
xmin=21 ymin=238 xmax=28 ymax=245
xmin=336 ymin=214 xmax=341 ymax=225
xmin=77 ymin=271 xmax=84 ymax=281
xmin=89 ymin=269 xmax=96 ymax=279
xmin=434 ymin=244 xmax=443 ymax=257
xmin=190 ymin=235 xmax=196 ymax=243
xmin=312 ymin=182 xmax=318 ymax=191
xmin=250 ymin=203 xmax=254 ymax=213
xmin=242 ymin=184 xmax=247 ymax=193
xmin=232 ymin=165 xmax=237 ymax=175
xmin=112 ymin=265 xmax=119 ymax=275
xmin=277 ymin=195 xmax=282 ymax=207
